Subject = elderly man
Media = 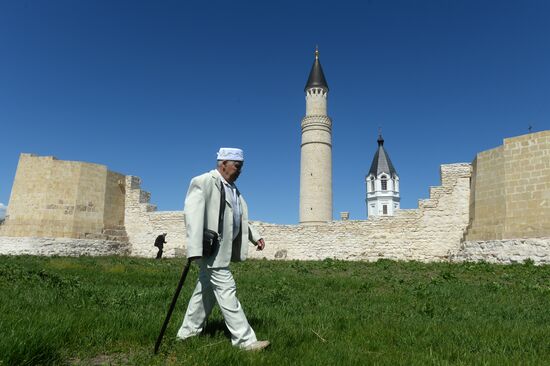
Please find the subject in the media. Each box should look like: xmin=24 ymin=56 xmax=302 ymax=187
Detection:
xmin=176 ymin=147 xmax=270 ymax=351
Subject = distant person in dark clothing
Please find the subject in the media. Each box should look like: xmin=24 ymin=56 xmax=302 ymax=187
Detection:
xmin=154 ymin=233 xmax=167 ymax=259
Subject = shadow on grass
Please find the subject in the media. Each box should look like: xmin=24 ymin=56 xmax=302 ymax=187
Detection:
xmin=203 ymin=319 xmax=232 ymax=339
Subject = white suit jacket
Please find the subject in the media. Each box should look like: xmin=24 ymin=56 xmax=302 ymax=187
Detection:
xmin=184 ymin=169 xmax=262 ymax=268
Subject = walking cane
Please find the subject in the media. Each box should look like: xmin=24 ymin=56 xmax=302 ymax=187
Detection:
xmin=154 ymin=258 xmax=192 ymax=354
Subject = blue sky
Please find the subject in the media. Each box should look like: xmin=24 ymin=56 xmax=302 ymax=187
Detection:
xmin=1 ymin=0 xmax=549 ymax=224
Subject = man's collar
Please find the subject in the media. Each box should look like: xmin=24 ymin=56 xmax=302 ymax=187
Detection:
xmin=215 ymin=169 xmax=234 ymax=187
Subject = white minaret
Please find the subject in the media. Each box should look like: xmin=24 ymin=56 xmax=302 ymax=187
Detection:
xmin=300 ymin=48 xmax=333 ymax=224
xmin=366 ymin=133 xmax=400 ymax=217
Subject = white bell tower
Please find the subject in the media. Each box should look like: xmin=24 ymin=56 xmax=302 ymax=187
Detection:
xmin=366 ymin=133 xmax=400 ymax=217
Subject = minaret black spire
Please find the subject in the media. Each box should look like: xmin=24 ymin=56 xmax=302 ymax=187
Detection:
xmin=304 ymin=46 xmax=329 ymax=92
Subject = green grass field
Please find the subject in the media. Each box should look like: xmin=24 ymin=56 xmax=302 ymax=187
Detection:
xmin=0 ymin=255 xmax=549 ymax=365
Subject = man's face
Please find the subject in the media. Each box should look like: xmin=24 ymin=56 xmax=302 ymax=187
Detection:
xmin=222 ymin=160 xmax=243 ymax=183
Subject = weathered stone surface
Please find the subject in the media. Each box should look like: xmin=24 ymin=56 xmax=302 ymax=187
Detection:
xmin=465 ymin=130 xmax=550 ymax=240
xmin=123 ymin=176 xmax=186 ymax=258
xmin=0 ymin=154 xmax=125 ymax=239
xmin=247 ymin=163 xmax=472 ymax=262
xmin=0 ymin=236 xmax=130 ymax=256
xmin=452 ymin=238 xmax=550 ymax=265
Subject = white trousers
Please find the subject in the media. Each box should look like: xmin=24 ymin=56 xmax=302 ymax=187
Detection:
xmin=176 ymin=263 xmax=257 ymax=348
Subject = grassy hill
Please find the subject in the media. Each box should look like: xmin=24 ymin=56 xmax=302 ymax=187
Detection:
xmin=1 ymin=256 xmax=549 ymax=365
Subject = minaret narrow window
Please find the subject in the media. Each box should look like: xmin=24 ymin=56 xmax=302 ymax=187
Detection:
xmin=381 ymin=176 xmax=387 ymax=191
xmin=383 ymin=205 xmax=388 ymax=215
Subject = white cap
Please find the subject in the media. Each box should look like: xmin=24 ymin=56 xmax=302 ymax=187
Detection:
xmin=217 ymin=147 xmax=244 ymax=161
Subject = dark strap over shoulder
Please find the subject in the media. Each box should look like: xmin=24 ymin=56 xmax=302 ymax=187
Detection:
xmin=218 ymin=182 xmax=226 ymax=239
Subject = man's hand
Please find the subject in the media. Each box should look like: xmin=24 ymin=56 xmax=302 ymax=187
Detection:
xmin=256 ymin=238 xmax=265 ymax=251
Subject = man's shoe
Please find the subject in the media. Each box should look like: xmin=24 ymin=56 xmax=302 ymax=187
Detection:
xmin=243 ymin=340 xmax=270 ymax=351
xmin=175 ymin=333 xmax=197 ymax=342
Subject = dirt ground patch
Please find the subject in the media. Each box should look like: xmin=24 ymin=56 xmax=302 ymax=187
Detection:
xmin=68 ymin=353 xmax=130 ymax=365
